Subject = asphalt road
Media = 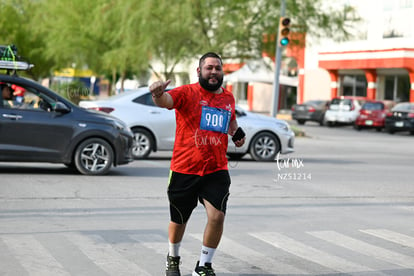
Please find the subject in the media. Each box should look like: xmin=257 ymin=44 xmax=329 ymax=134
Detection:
xmin=0 ymin=122 xmax=413 ymax=276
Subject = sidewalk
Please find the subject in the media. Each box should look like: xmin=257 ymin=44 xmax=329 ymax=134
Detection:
xmin=276 ymin=109 xmax=292 ymax=121
xmin=276 ymin=113 xmax=292 ymax=121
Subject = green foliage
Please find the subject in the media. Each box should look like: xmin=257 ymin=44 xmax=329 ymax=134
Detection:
xmin=0 ymin=0 xmax=54 ymax=79
xmin=290 ymin=124 xmax=306 ymax=137
xmin=0 ymin=0 xmax=359 ymax=84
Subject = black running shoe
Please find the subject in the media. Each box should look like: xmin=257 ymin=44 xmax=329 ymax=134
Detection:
xmin=166 ymin=255 xmax=181 ymax=276
xmin=192 ymin=261 xmax=215 ymax=276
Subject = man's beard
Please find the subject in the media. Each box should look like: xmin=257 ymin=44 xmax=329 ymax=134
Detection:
xmin=199 ymin=75 xmax=223 ymax=92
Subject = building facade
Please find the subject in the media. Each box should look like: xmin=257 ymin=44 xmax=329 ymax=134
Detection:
xmin=303 ymin=0 xmax=414 ymax=105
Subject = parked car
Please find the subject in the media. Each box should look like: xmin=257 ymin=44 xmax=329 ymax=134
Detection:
xmin=0 ymin=60 xmax=133 ymax=175
xmin=324 ymin=96 xmax=366 ymax=126
xmin=384 ymin=102 xmax=414 ymax=134
xmin=354 ymin=100 xmax=396 ymax=131
xmin=291 ymin=100 xmax=329 ymax=125
xmin=227 ymin=107 xmax=295 ymax=161
xmin=79 ymin=88 xmax=295 ymax=161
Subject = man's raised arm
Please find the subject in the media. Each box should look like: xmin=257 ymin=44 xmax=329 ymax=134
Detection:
xmin=150 ymin=80 xmax=174 ymax=109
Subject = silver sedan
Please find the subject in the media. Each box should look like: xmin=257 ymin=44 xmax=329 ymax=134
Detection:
xmin=79 ymin=88 xmax=295 ymax=161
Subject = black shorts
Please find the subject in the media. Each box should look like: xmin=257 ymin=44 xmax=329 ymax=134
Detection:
xmin=167 ymin=170 xmax=231 ymax=224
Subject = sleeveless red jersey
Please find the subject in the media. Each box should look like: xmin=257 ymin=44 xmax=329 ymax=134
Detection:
xmin=168 ymin=83 xmax=236 ymax=176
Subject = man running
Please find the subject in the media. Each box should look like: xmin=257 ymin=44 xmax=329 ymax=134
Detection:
xmin=150 ymin=52 xmax=245 ymax=276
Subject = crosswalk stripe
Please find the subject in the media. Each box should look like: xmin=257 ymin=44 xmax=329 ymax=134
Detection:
xmin=142 ymin=241 xmax=202 ymax=272
xmin=1 ymin=234 xmax=70 ymax=276
xmin=191 ymin=233 xmax=307 ymax=274
xmin=129 ymin=233 xmax=200 ymax=272
xmin=309 ymin=231 xmax=414 ymax=269
xmin=3 ymin=229 xmax=414 ymax=275
xmin=130 ymin=233 xmax=231 ymax=273
xmin=398 ymin=206 xmax=414 ymax=213
xmin=360 ymin=229 xmax=414 ymax=249
xmin=250 ymin=232 xmax=374 ymax=273
xmin=63 ymin=232 xmax=151 ymax=276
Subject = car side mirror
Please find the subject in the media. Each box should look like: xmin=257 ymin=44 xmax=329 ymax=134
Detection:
xmin=54 ymin=101 xmax=70 ymax=113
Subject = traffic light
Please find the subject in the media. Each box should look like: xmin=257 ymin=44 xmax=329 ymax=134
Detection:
xmin=278 ymin=17 xmax=290 ymax=47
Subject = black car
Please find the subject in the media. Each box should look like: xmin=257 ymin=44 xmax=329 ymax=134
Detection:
xmin=384 ymin=102 xmax=414 ymax=135
xmin=0 ymin=60 xmax=133 ymax=175
xmin=291 ymin=100 xmax=329 ymax=125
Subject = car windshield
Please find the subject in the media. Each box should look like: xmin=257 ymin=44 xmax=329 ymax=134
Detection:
xmin=305 ymin=100 xmax=324 ymax=106
xmin=392 ymin=103 xmax=413 ymax=112
xmin=235 ymin=107 xmax=247 ymax=117
xmin=330 ymin=99 xmax=352 ymax=107
xmin=106 ymin=90 xmax=142 ymax=101
xmin=362 ymin=102 xmax=384 ymax=110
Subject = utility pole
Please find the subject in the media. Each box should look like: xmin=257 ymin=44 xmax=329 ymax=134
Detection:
xmin=271 ymin=0 xmax=286 ymax=117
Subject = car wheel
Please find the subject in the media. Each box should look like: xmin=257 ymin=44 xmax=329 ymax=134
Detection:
xmin=74 ymin=138 xmax=114 ymax=175
xmin=249 ymin=132 xmax=280 ymax=161
xmin=319 ymin=114 xmax=325 ymax=126
xmin=387 ymin=128 xmax=395 ymax=134
xmin=319 ymin=118 xmax=324 ymax=126
xmin=227 ymin=153 xmax=245 ymax=160
xmin=376 ymin=127 xmax=383 ymax=132
xmin=297 ymin=120 xmax=306 ymax=125
xmin=131 ymin=128 xmax=154 ymax=159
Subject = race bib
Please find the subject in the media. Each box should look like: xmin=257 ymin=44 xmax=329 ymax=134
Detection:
xmin=200 ymin=106 xmax=231 ymax=134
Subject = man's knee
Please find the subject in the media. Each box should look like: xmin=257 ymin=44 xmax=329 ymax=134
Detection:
xmin=204 ymin=200 xmax=225 ymax=224
xmin=209 ymin=210 xmax=225 ymax=225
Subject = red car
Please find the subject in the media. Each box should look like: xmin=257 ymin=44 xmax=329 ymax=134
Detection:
xmin=354 ymin=100 xmax=395 ymax=131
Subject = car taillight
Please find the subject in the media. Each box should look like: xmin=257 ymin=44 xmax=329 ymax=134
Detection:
xmin=308 ymin=106 xmax=315 ymax=112
xmin=89 ymin=107 xmax=115 ymax=113
xmin=408 ymin=113 xmax=414 ymax=118
xmin=386 ymin=112 xmax=393 ymax=117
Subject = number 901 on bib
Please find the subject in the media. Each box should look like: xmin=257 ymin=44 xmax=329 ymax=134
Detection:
xmin=200 ymin=106 xmax=231 ymax=134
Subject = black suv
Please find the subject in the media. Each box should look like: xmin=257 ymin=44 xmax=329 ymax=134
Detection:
xmin=0 ymin=53 xmax=133 ymax=175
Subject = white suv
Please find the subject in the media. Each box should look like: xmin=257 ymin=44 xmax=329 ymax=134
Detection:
xmin=324 ymin=96 xmax=366 ymax=126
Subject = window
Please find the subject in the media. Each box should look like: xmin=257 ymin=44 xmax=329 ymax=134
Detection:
xmin=133 ymin=90 xmax=172 ymax=107
xmin=362 ymin=102 xmax=384 ymax=111
xmin=340 ymin=75 xmax=367 ymax=97
xmin=330 ymin=98 xmax=352 ymax=108
xmin=1 ymin=82 xmax=54 ymax=112
xmin=399 ymin=0 xmax=413 ymax=8
xmin=133 ymin=93 xmax=155 ymax=106
xmin=383 ymin=1 xmax=395 ymax=11
xmin=384 ymin=76 xmax=409 ymax=102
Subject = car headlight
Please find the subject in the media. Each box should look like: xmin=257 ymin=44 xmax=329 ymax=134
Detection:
xmin=275 ymin=121 xmax=290 ymax=132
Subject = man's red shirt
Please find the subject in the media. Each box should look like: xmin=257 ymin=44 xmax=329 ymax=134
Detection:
xmin=168 ymin=83 xmax=236 ymax=176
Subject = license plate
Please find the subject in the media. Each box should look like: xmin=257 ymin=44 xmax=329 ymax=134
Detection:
xmin=365 ymin=120 xmax=373 ymax=126
xmin=395 ymin=121 xmax=404 ymax=127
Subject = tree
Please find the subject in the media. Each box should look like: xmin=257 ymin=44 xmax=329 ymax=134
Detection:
xmin=0 ymin=0 xmax=54 ymax=79
xmin=0 ymin=0 xmax=358 ymax=85
xmin=139 ymin=0 xmax=200 ymax=82
xmin=36 ymin=0 xmax=152 ymax=93
xmin=188 ymin=0 xmax=359 ymax=60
